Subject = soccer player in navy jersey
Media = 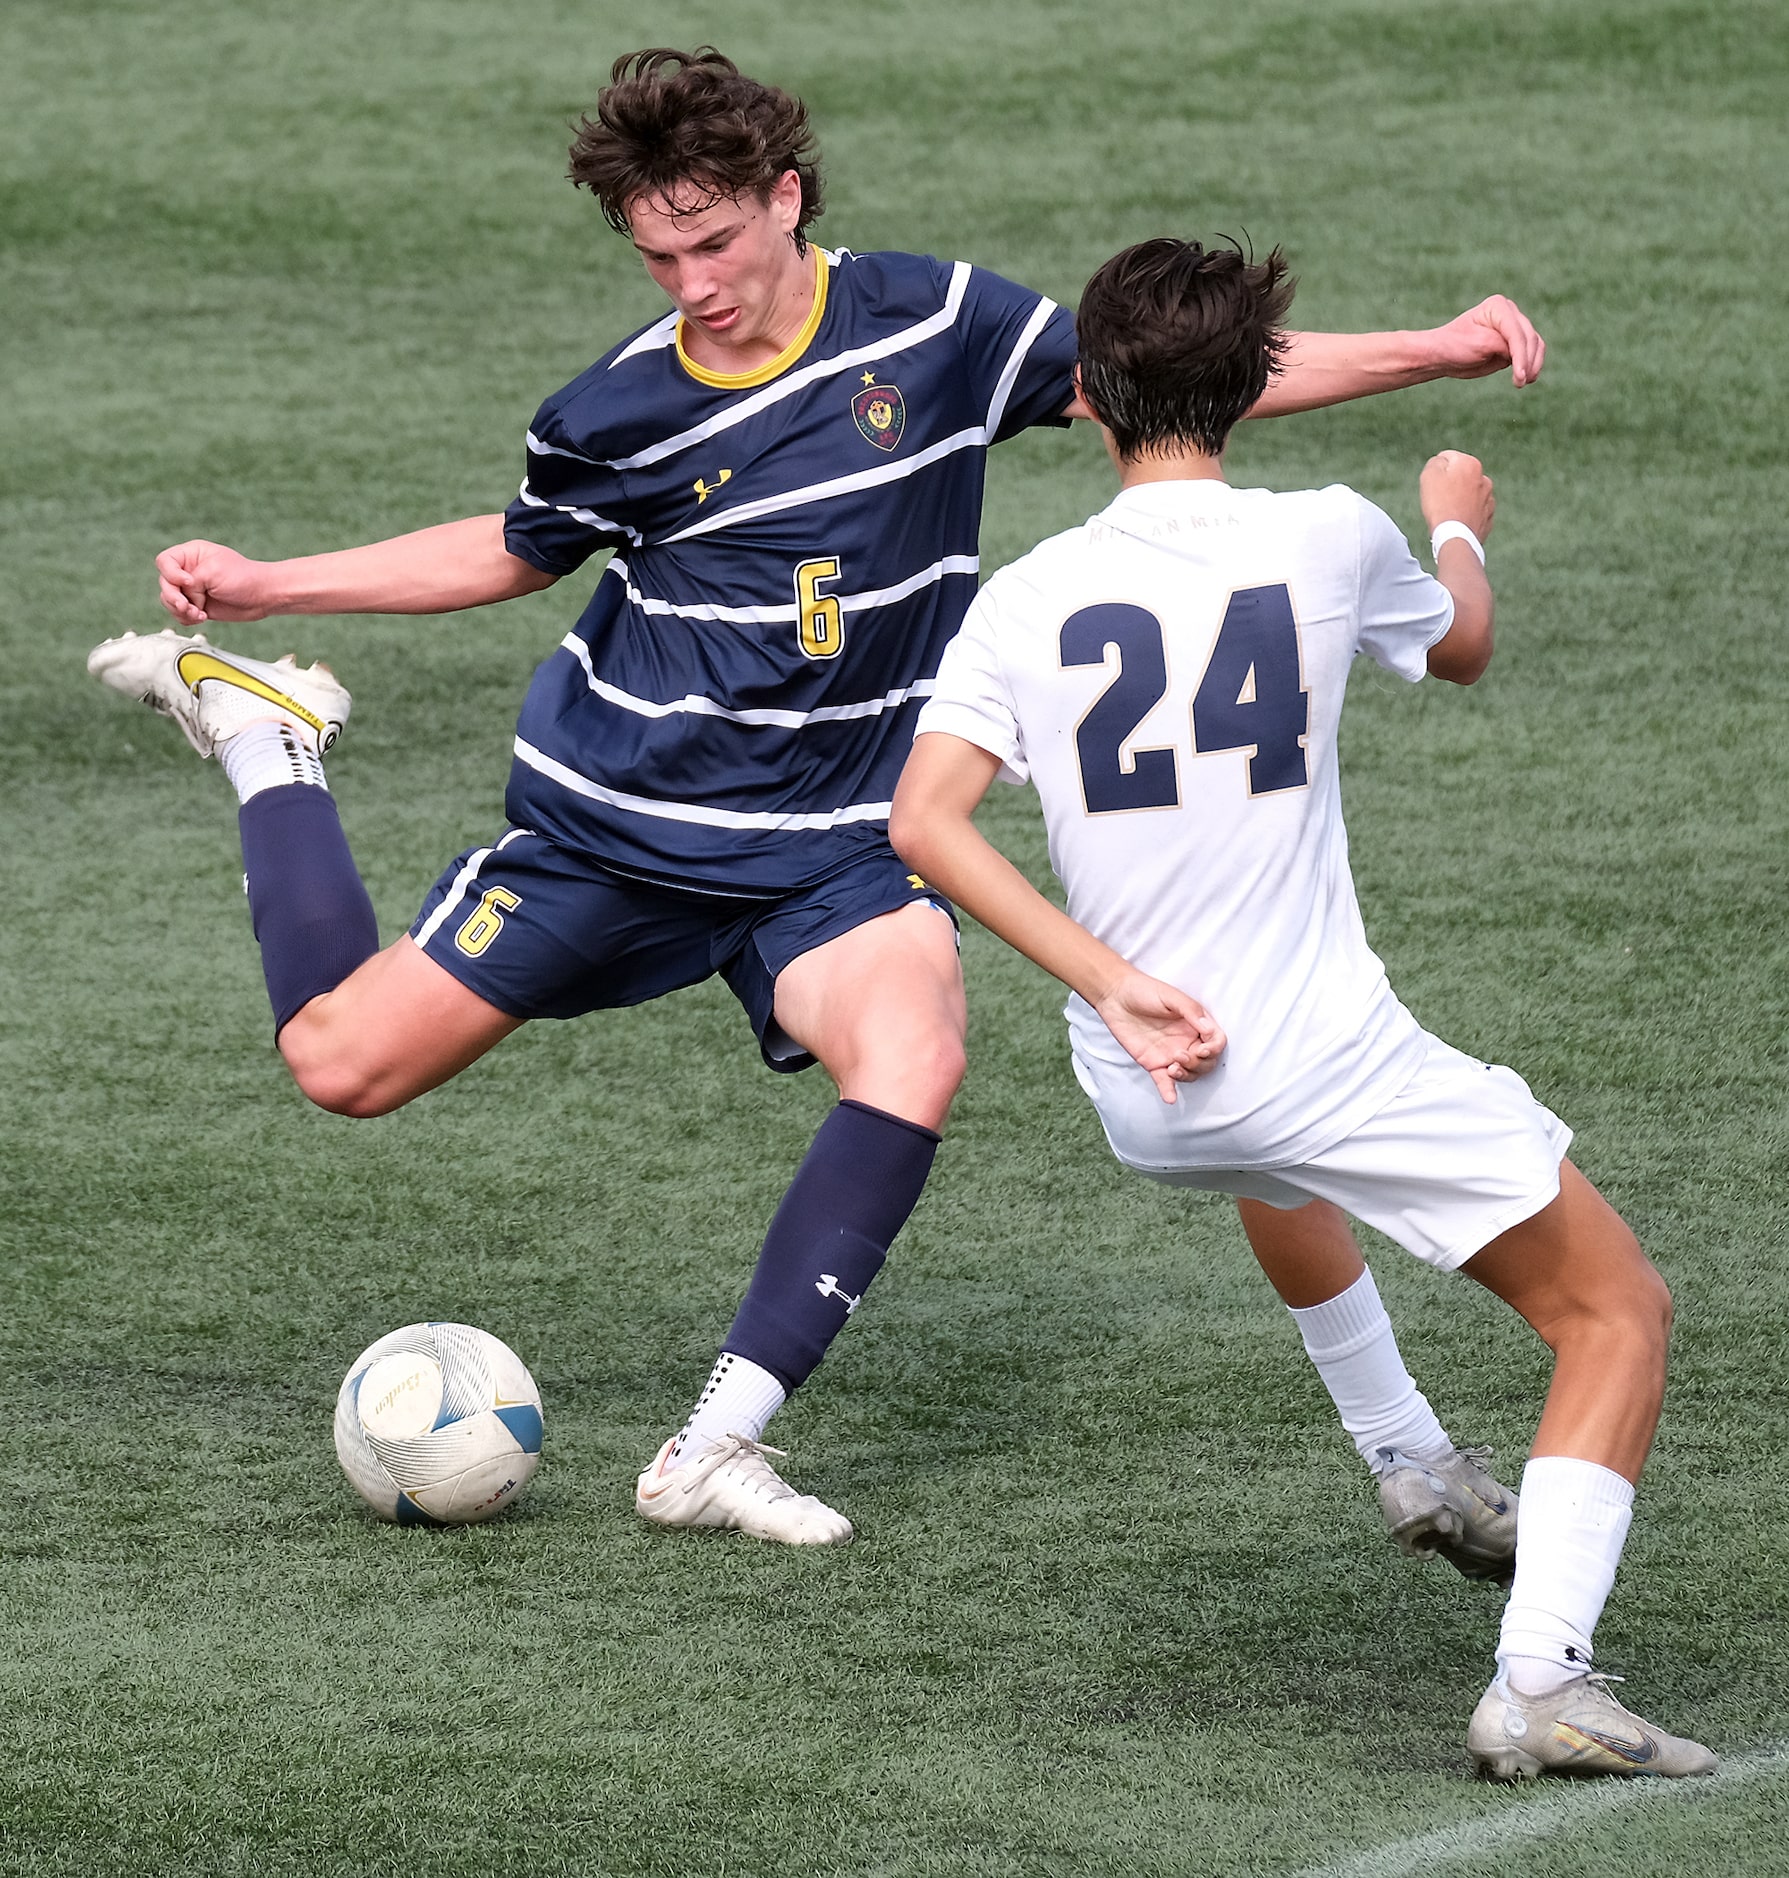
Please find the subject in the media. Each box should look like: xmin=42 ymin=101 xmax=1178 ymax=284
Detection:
xmin=92 ymin=48 xmax=1546 ymax=1548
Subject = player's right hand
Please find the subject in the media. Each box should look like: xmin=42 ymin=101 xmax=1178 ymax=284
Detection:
xmin=1419 ymin=451 xmax=1494 ymax=545
xmin=156 ymin=540 xmax=274 ymax=624
xmin=1095 ymin=969 xmax=1227 ymax=1105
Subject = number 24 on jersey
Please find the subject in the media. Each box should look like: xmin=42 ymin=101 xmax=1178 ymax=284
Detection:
xmin=1061 ymin=583 xmax=1310 ymax=813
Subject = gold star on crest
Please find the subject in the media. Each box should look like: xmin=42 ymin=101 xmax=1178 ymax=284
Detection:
xmin=861 ymin=370 xmax=877 ymax=386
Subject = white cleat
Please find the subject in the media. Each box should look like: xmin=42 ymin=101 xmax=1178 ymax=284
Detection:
xmin=87 ymin=628 xmax=350 ymax=758
xmin=1468 ymin=1670 xmax=1717 ymax=1781
xmin=1378 ymin=1444 xmax=1518 ymax=1584
xmin=634 ymin=1433 xmax=854 ymax=1545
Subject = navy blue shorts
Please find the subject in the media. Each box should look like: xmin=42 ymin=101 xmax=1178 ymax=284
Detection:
xmin=408 ymin=830 xmax=957 ymax=1072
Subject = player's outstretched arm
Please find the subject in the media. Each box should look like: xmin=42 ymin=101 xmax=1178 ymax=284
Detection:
xmin=156 ymin=514 xmax=557 ymax=625
xmin=1419 ymin=450 xmax=1496 ymax=684
xmin=1247 ymin=296 xmax=1546 ymax=418
xmin=890 ymin=732 xmax=1225 ymax=1102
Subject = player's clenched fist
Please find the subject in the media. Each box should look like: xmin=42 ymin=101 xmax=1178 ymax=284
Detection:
xmin=156 ymin=540 xmax=275 ymax=624
xmin=1420 ymin=450 xmax=1494 ymax=546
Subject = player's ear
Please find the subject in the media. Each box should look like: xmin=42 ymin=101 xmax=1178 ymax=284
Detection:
xmin=1069 ymin=363 xmax=1103 ymax=423
xmin=767 ymin=168 xmax=802 ymax=233
xmin=1070 ymin=367 xmax=1124 ymax=468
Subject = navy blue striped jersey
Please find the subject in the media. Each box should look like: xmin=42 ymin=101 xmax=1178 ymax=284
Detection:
xmin=501 ymin=246 xmax=1078 ymax=893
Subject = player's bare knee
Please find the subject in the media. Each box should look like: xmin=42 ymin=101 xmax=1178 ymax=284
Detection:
xmin=1628 ymin=1255 xmax=1673 ymax=1354
xmin=327 ymin=1079 xmax=405 ymax=1121
xmin=842 ymin=1029 xmax=963 ymax=1130
xmin=292 ymin=1064 xmax=382 ymax=1119
xmin=897 ymin=1025 xmax=967 ymax=1116
xmin=853 ymin=1008 xmax=965 ymax=1099
xmin=929 ymin=1027 xmax=968 ymax=1101
xmin=280 ymin=1038 xmax=394 ymax=1119
xmin=1576 ymin=1249 xmax=1671 ymax=1366
xmin=1601 ymin=1216 xmax=1671 ymax=1343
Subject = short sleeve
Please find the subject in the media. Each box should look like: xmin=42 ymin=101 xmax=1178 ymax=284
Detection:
xmin=502 ymin=407 xmax=637 ymax=577
xmin=915 ymin=583 xmax=1030 ymax=785
xmin=1353 ymin=496 xmax=1455 ymax=682
xmin=953 ymin=265 xmax=1079 ymax=445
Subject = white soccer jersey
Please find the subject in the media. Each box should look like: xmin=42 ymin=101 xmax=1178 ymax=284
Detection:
xmin=918 ymin=478 xmax=1456 ymax=1169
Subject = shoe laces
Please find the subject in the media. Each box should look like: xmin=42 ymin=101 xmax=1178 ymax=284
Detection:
xmin=681 ymin=1433 xmax=799 ymax=1504
xmin=1533 ymin=1655 xmax=1625 ymax=1701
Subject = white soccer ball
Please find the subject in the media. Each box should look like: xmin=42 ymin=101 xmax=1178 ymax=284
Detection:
xmin=333 ymin=1322 xmax=543 ymax=1526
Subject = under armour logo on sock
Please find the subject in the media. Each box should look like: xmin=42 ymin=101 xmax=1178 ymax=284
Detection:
xmin=815 ymin=1274 xmax=861 ymax=1315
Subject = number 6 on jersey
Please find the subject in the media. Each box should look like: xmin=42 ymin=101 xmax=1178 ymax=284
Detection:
xmin=796 ymin=556 xmax=844 ymax=660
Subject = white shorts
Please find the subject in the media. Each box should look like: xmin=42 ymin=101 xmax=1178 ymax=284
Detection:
xmin=1099 ymin=1034 xmax=1573 ymax=1272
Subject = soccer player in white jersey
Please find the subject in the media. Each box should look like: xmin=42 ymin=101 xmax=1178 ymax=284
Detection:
xmin=890 ymin=238 xmax=1714 ymax=1778
xmin=92 ymin=50 xmax=1542 ymax=1555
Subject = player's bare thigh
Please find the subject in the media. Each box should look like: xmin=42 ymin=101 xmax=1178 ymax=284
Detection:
xmin=278 ymin=936 xmax=523 ymax=1119
xmin=772 ymin=901 xmax=967 ymax=1130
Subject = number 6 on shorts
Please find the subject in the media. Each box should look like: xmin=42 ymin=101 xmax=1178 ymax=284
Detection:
xmin=456 ymin=886 xmax=521 ymax=958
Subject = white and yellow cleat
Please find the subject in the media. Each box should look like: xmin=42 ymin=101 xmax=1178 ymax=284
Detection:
xmin=635 ymin=1433 xmax=854 ymax=1545
xmin=1468 ymin=1671 xmax=1716 ymax=1781
xmin=87 ymin=628 xmax=350 ymax=759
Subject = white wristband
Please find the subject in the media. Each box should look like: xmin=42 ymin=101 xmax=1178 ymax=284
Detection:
xmin=1430 ymin=521 xmax=1485 ymax=566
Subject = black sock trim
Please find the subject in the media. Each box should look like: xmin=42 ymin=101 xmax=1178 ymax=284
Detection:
xmin=838 ymin=1097 xmax=943 ymax=1145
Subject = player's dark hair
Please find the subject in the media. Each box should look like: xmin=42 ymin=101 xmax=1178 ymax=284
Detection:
xmin=1076 ymin=238 xmax=1295 ymax=460
xmin=569 ymin=47 xmax=824 ymax=253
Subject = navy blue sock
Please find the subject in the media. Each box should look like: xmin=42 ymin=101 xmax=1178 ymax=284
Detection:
xmin=723 ymin=1098 xmax=941 ymax=1393
xmin=238 ymin=784 xmax=379 ymax=1034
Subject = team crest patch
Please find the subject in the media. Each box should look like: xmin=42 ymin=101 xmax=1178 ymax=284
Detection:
xmin=852 ymin=381 xmax=905 ymax=451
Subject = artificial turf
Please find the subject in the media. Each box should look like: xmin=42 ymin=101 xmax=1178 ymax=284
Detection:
xmin=3 ymin=2 xmax=1786 ymax=1873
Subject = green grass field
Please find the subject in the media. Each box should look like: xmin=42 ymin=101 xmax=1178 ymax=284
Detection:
xmin=4 ymin=2 xmax=1787 ymax=1872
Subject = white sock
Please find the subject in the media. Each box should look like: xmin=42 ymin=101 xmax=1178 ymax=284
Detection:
xmin=218 ymin=719 xmax=328 ymax=803
xmin=1498 ymin=1455 xmax=1634 ymax=1695
xmin=665 ymin=1352 xmax=787 ymax=1471
xmin=1288 ymin=1267 xmax=1453 ymax=1474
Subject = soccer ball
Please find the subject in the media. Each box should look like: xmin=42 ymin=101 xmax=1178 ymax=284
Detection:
xmin=333 ymin=1322 xmax=543 ymax=1525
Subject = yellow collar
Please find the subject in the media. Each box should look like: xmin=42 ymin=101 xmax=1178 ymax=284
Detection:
xmin=676 ymin=248 xmax=829 ymax=390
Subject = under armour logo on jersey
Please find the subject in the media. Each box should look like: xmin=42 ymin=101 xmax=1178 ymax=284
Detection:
xmin=815 ymin=1273 xmax=861 ymax=1314
xmin=693 ymin=468 xmax=733 ymax=503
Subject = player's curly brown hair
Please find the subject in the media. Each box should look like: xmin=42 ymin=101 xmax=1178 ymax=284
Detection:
xmin=568 ymin=48 xmax=825 ymax=253
xmin=1076 ymin=239 xmax=1295 ymax=460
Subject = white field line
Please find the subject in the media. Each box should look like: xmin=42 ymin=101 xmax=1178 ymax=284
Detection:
xmin=1295 ymin=1742 xmax=1789 ymax=1878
